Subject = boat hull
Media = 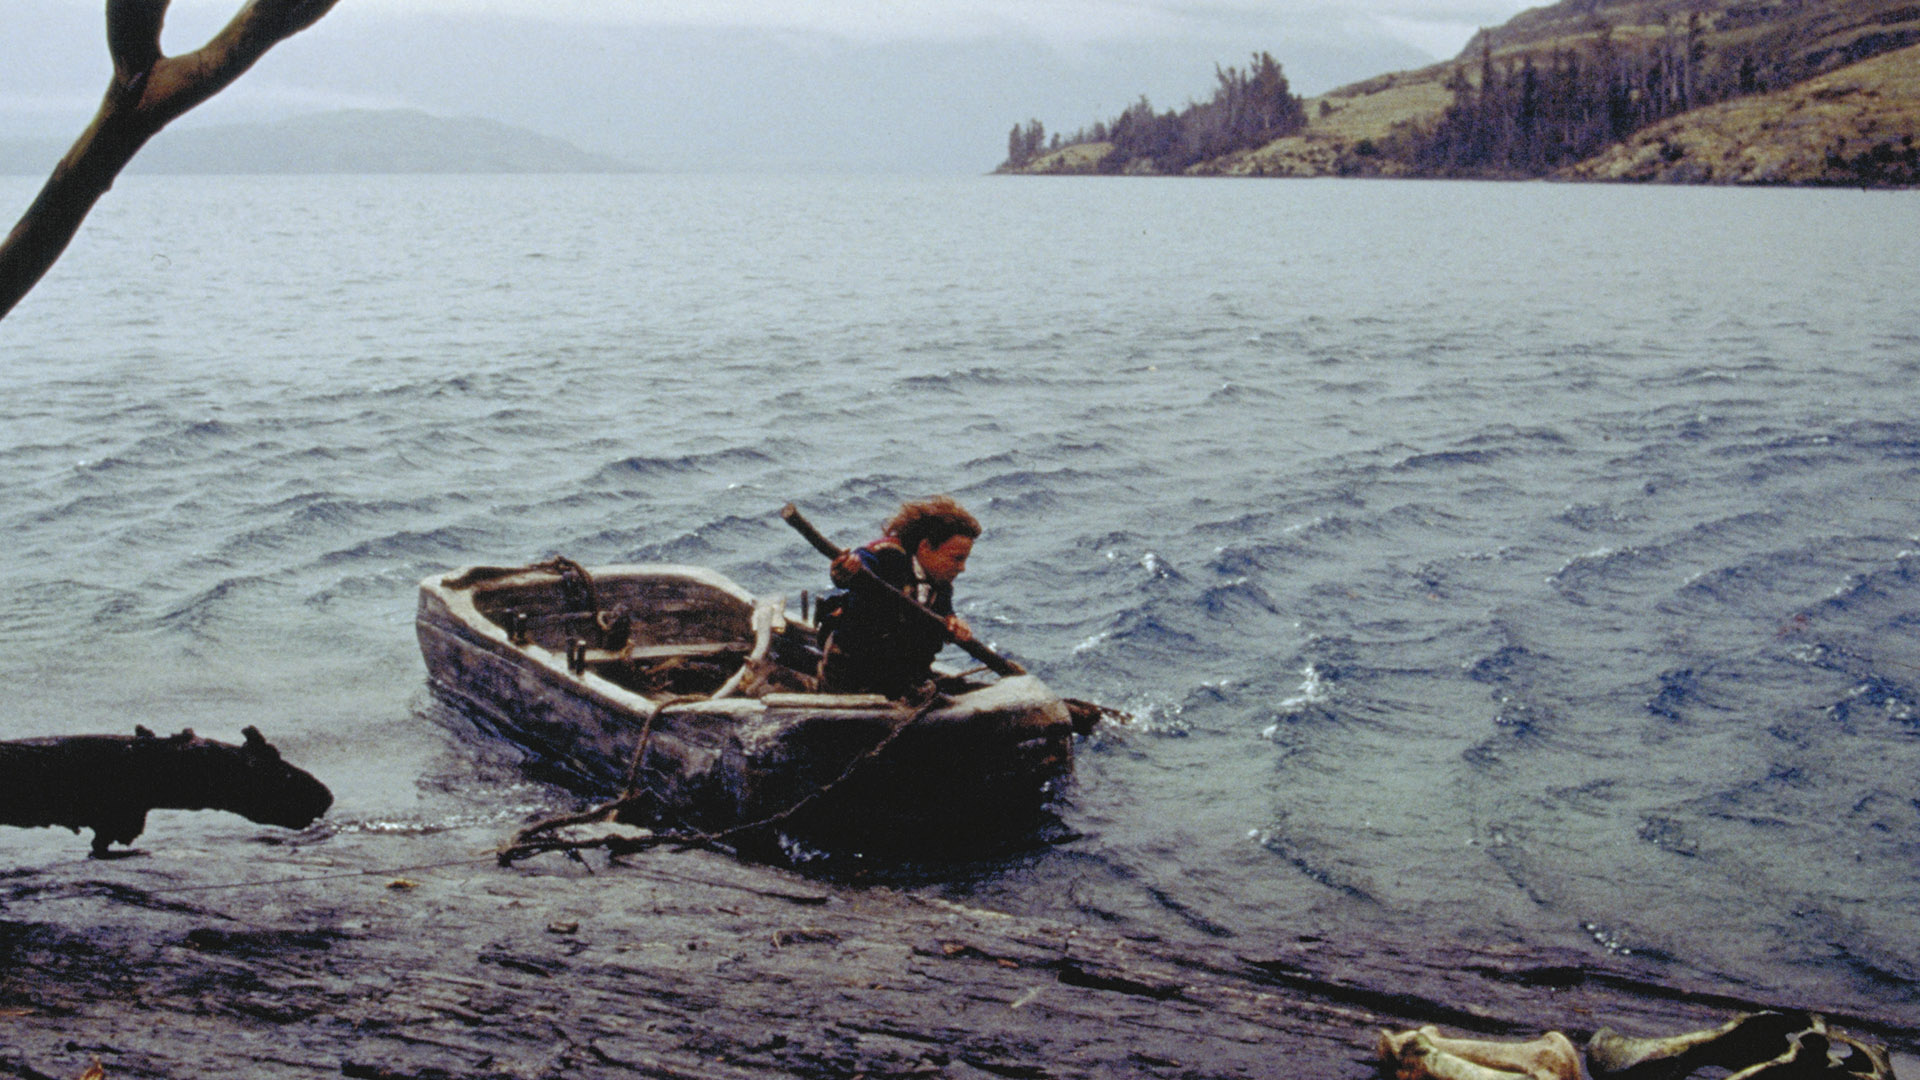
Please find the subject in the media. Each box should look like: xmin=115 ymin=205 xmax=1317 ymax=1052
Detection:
xmin=417 ymin=563 xmax=1073 ymax=854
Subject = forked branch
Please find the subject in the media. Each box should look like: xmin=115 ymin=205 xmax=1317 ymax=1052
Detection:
xmin=0 ymin=0 xmax=342 ymax=320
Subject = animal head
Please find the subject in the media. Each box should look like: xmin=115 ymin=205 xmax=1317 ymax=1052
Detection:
xmin=132 ymin=725 xmax=333 ymax=828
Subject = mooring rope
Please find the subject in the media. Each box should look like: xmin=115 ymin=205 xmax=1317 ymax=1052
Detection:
xmin=498 ymin=691 xmax=947 ymax=865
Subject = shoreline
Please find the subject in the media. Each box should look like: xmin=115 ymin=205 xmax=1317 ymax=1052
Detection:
xmin=4 ymin=823 xmax=1916 ymax=1080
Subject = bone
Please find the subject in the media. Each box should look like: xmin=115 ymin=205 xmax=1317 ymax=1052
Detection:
xmin=1827 ymin=1033 xmax=1898 ymax=1080
xmin=1377 ymin=1028 xmax=1581 ymax=1080
xmin=1724 ymin=1029 xmax=1831 ymax=1080
xmin=1725 ymin=1029 xmax=1898 ymax=1080
xmin=1587 ymin=1011 xmax=1821 ymax=1080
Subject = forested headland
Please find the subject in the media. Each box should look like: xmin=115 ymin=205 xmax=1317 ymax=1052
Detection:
xmin=998 ymin=0 xmax=1920 ymax=187
xmin=1003 ymin=52 xmax=1307 ymax=175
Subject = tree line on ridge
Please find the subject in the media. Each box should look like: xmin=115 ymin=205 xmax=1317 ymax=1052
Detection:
xmin=1001 ymin=9 xmax=1919 ymax=185
xmin=1003 ymin=51 xmax=1307 ymax=174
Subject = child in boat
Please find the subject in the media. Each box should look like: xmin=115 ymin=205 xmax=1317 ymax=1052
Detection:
xmin=818 ymin=495 xmax=979 ymax=698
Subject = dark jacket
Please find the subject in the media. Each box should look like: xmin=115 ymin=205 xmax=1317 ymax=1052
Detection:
xmin=819 ymin=538 xmax=953 ymax=697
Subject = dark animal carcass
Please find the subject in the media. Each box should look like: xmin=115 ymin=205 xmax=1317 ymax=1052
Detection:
xmin=0 ymin=725 xmax=332 ymax=855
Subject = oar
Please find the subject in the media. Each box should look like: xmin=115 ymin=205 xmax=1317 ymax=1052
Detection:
xmin=781 ymin=503 xmax=1125 ymax=735
xmin=780 ymin=502 xmax=1025 ymax=678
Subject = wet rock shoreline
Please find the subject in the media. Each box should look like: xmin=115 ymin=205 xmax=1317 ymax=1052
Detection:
xmin=3 ymin=825 xmax=1916 ymax=1080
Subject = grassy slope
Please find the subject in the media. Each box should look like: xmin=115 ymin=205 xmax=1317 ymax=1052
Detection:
xmin=1010 ymin=0 xmax=1920 ymax=184
xmin=1012 ymin=67 xmax=1458 ymax=177
xmin=1564 ymin=42 xmax=1920 ymax=183
xmin=1020 ymin=141 xmax=1114 ymax=175
xmin=1199 ymin=68 xmax=1457 ymax=177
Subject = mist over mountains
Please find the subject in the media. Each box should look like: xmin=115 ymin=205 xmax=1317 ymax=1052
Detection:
xmin=0 ymin=5 xmax=1443 ymax=174
xmin=0 ymin=110 xmax=635 ymax=176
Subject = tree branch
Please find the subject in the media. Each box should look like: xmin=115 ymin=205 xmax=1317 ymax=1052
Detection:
xmin=0 ymin=0 xmax=342 ymax=321
xmin=106 ymin=0 xmax=167 ymax=83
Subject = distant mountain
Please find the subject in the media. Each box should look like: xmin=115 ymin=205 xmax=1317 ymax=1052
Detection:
xmin=0 ymin=109 xmax=639 ymax=175
xmin=1004 ymin=0 xmax=1920 ymax=186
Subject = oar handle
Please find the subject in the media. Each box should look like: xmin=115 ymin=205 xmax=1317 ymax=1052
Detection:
xmin=781 ymin=503 xmax=846 ymax=561
xmin=780 ymin=503 xmax=1025 ymax=678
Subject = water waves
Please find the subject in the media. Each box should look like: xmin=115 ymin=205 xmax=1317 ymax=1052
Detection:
xmin=1 ymin=176 xmax=1916 ymax=1014
xmin=591 ymin=446 xmax=779 ymax=482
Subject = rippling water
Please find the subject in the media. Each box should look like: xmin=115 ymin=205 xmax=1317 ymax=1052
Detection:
xmin=2 ymin=173 xmax=1916 ymax=1016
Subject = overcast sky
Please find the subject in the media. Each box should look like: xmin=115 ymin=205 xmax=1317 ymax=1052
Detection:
xmin=4 ymin=0 xmax=1538 ymax=171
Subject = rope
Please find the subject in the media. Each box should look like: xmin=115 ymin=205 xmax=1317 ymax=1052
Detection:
xmin=498 ymin=691 xmax=947 ymax=865
xmin=618 ymin=703 xmax=663 ymax=797
xmin=541 ymin=555 xmax=600 ymax=615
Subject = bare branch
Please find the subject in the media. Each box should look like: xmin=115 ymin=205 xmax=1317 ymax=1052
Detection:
xmin=106 ymin=0 xmax=167 ymax=83
xmin=0 ymin=0 xmax=342 ymax=321
xmin=262 ymin=0 xmax=343 ymax=38
xmin=149 ymin=0 xmax=345 ymax=121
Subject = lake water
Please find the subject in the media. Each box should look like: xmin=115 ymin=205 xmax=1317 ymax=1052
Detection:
xmin=2 ymin=173 xmax=1917 ymax=1022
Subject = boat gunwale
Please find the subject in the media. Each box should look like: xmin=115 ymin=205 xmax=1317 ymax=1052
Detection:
xmin=417 ymin=564 xmax=1064 ymax=725
xmin=420 ymin=564 xmax=701 ymax=724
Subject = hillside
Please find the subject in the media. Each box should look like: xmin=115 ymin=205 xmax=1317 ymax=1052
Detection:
xmin=0 ymin=109 xmax=637 ymax=175
xmin=1565 ymin=42 xmax=1920 ymax=184
xmin=1005 ymin=0 xmax=1920 ymax=185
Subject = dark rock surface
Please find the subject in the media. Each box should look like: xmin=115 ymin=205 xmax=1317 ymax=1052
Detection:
xmin=3 ymin=824 xmax=1915 ymax=1080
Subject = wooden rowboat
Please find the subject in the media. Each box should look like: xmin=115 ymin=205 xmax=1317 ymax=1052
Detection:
xmin=415 ymin=560 xmax=1074 ymax=855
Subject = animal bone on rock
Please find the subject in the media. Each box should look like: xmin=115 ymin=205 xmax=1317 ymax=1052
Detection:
xmin=1588 ymin=1011 xmax=1824 ymax=1080
xmin=1723 ymin=1027 xmax=1896 ymax=1080
xmin=1376 ymin=1027 xmax=1581 ymax=1080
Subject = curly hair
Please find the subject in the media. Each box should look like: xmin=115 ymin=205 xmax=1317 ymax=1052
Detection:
xmin=883 ymin=495 xmax=980 ymax=553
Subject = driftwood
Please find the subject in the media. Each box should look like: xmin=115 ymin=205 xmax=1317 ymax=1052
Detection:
xmin=0 ymin=824 xmax=1914 ymax=1080
xmin=0 ymin=0 xmax=342 ymax=319
xmin=0 ymin=725 xmax=331 ymax=855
